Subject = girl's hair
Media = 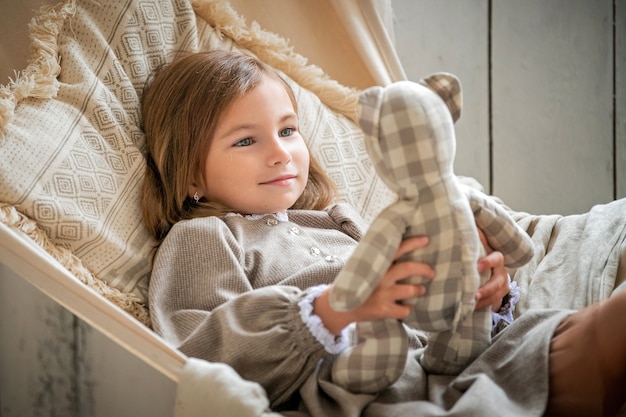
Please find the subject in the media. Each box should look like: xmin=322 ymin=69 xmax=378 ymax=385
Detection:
xmin=141 ymin=50 xmax=337 ymax=242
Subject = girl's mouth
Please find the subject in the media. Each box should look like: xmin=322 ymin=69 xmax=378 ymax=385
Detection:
xmin=261 ymin=175 xmax=296 ymax=186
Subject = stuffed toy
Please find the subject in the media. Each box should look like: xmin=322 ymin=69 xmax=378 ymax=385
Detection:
xmin=328 ymin=74 xmax=535 ymax=393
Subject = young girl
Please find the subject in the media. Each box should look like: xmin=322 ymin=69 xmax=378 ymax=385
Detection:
xmin=141 ymin=50 xmax=626 ymax=417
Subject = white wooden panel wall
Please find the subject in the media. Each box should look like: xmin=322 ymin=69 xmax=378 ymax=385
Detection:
xmin=0 ymin=263 xmax=176 ymax=417
xmin=0 ymin=264 xmax=77 ymax=416
xmin=393 ymin=0 xmax=624 ymax=216
xmin=491 ymin=0 xmax=614 ymax=215
xmin=618 ymin=1 xmax=626 ymax=199
xmin=392 ymin=0 xmax=491 ymax=193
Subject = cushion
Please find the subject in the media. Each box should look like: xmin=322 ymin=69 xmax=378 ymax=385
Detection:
xmin=0 ymin=0 xmax=395 ymax=322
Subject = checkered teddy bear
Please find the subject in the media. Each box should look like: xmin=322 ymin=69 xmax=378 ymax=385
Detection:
xmin=329 ymin=74 xmax=535 ymax=393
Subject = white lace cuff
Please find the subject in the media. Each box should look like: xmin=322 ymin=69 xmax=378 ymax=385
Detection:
xmin=298 ymin=284 xmax=349 ymax=354
xmin=491 ymin=275 xmax=521 ymax=336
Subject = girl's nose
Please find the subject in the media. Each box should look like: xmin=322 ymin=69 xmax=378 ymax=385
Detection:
xmin=267 ymin=137 xmax=292 ymax=166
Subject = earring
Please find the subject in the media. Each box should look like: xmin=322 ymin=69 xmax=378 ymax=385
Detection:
xmin=193 ymin=192 xmax=200 ymax=203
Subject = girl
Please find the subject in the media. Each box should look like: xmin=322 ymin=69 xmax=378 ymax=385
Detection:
xmin=141 ymin=50 xmax=626 ymax=416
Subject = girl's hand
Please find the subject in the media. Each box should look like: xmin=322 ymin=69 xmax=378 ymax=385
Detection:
xmin=315 ymin=236 xmax=435 ymax=335
xmin=475 ymin=228 xmax=509 ymax=311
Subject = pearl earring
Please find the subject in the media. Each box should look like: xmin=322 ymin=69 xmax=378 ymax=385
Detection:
xmin=193 ymin=192 xmax=200 ymax=203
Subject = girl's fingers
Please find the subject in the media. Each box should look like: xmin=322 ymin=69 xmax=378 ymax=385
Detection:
xmin=384 ymin=261 xmax=435 ymax=286
xmin=376 ymin=285 xmax=425 ymax=319
xmin=363 ymin=245 xmax=434 ymax=320
xmin=476 ymin=251 xmax=508 ymax=311
xmin=394 ymin=236 xmax=429 ymax=260
xmin=385 ymin=283 xmax=426 ymax=301
xmin=476 ymin=288 xmax=505 ymax=311
xmin=477 ymin=250 xmax=504 ymax=272
xmin=379 ymin=302 xmax=413 ymax=320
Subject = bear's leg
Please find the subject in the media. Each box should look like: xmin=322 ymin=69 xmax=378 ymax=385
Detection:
xmin=420 ymin=306 xmax=492 ymax=375
xmin=331 ymin=319 xmax=408 ymax=393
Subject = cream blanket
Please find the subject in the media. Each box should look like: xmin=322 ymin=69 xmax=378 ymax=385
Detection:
xmin=509 ymin=198 xmax=626 ymax=315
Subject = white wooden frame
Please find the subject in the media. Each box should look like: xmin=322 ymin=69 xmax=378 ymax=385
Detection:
xmin=0 ymin=221 xmax=186 ymax=382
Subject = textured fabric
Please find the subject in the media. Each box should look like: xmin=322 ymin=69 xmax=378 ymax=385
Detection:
xmin=491 ymin=278 xmax=520 ymax=334
xmin=465 ymin=187 xmax=539 ymax=266
xmin=0 ymin=0 xmax=197 ymax=304
xmin=299 ymin=284 xmax=350 ymax=354
xmin=328 ymin=0 xmax=406 ymax=86
xmin=175 ymin=358 xmax=277 ymax=417
xmin=331 ymin=319 xmax=409 ymax=394
xmin=224 ymin=0 xmax=405 ymax=89
xmin=293 ymin=310 xmax=571 ymax=417
xmin=504 ymin=197 xmax=626 ymax=315
xmin=328 ymin=77 xmax=535 ymax=392
xmin=149 ymin=204 xmax=365 ymax=407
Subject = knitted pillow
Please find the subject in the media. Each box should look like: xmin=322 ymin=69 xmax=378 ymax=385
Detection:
xmin=0 ymin=0 xmax=394 ymax=320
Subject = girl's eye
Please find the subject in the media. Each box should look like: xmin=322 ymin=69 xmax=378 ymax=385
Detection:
xmin=279 ymin=127 xmax=294 ymax=137
xmin=234 ymin=138 xmax=253 ymax=147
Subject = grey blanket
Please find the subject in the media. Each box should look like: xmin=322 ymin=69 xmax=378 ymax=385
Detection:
xmin=284 ymin=309 xmax=570 ymax=417
xmin=508 ymin=198 xmax=626 ymax=314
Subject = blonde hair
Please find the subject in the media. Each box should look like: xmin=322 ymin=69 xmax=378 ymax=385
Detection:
xmin=141 ymin=50 xmax=337 ymax=242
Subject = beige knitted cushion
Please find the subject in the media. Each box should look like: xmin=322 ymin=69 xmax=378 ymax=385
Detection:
xmin=0 ymin=0 xmax=394 ymax=322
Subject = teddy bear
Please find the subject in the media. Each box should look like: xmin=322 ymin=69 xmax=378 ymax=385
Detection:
xmin=328 ymin=74 xmax=535 ymax=393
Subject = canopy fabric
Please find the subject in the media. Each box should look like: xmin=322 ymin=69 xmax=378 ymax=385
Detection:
xmin=226 ymin=0 xmax=406 ymax=89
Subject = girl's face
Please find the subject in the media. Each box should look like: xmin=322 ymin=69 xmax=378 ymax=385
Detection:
xmin=199 ymin=77 xmax=310 ymax=215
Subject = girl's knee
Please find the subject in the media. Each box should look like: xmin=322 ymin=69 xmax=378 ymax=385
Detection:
xmin=546 ymin=293 xmax=626 ymax=417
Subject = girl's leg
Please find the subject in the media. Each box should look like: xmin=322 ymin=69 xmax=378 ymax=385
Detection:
xmin=545 ymin=289 xmax=626 ymax=417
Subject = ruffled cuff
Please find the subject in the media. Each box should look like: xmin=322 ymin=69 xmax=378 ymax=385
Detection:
xmin=298 ymin=284 xmax=349 ymax=354
xmin=491 ymin=276 xmax=521 ymax=336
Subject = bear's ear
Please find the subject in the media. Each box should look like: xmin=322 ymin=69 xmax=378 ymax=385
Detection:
xmin=419 ymin=73 xmax=462 ymax=123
